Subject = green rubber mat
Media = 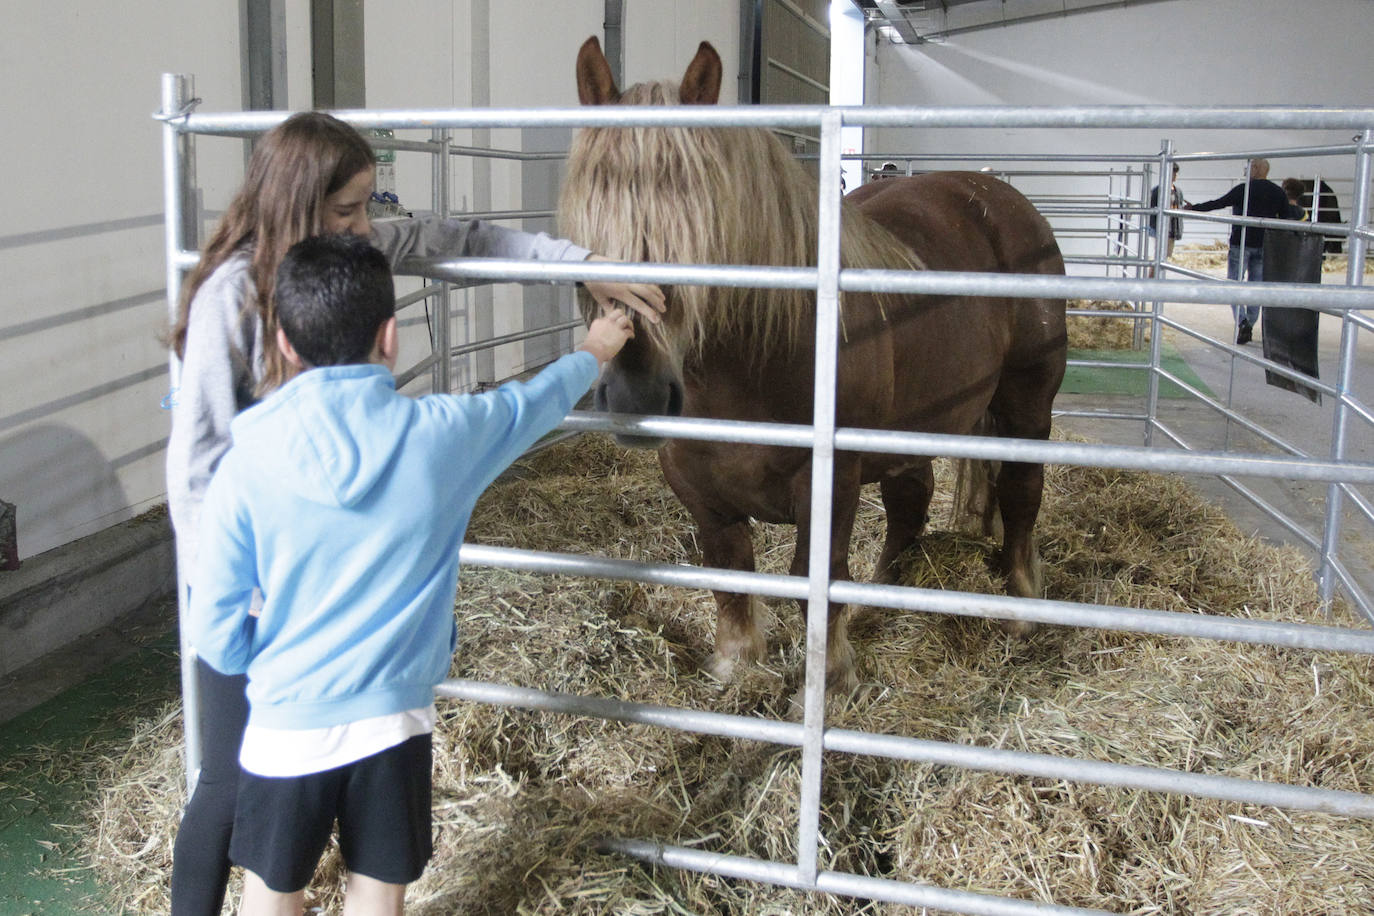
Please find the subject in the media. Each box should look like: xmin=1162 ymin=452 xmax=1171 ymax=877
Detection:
xmin=0 ymin=631 xmax=180 ymax=915
xmin=1061 ymin=343 xmax=1214 ymax=399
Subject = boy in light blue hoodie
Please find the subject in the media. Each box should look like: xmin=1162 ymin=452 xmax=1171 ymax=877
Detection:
xmin=188 ymin=232 xmax=635 ymax=914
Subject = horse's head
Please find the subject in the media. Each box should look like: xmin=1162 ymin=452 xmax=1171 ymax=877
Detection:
xmin=565 ymin=37 xmax=723 ymax=449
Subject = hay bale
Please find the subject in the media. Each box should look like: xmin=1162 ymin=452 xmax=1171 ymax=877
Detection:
xmin=1173 ymin=241 xmax=1369 ymax=277
xmin=1172 ymin=240 xmax=1230 ymax=273
xmin=83 ymin=434 xmax=1374 ymax=914
xmin=1067 ymin=299 xmax=1152 ymax=351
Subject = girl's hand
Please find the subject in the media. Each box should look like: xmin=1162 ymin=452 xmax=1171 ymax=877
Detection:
xmin=584 ymin=254 xmax=666 ymax=325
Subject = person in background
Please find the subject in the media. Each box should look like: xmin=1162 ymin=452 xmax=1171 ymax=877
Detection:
xmin=1282 ymin=177 xmax=1309 ymax=220
xmin=1186 ymin=158 xmax=1288 ymax=345
xmin=166 ymin=111 xmax=664 ymax=916
xmin=1147 ymin=162 xmax=1187 ymax=277
xmin=874 ymin=161 xmax=901 ymax=181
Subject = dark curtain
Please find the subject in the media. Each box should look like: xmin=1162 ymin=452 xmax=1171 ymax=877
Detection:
xmin=1261 ymin=230 xmax=1325 ymax=403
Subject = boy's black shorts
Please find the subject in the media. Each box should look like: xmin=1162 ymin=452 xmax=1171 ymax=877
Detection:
xmin=229 ymin=734 xmax=433 ymax=892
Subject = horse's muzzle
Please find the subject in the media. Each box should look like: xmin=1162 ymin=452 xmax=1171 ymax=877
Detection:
xmin=593 ymin=374 xmax=683 ymax=450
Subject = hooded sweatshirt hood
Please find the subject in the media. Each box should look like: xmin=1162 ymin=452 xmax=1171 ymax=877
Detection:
xmin=188 ymin=349 xmax=598 ymax=732
xmin=230 ymin=364 xmax=410 ymax=508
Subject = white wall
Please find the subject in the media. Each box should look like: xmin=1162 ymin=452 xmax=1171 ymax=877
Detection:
xmin=863 ymin=0 xmax=1372 ymax=255
xmin=1 ymin=1 xmax=252 ymax=559
xmin=364 ymin=1 xmax=737 ymax=387
xmin=0 ymin=0 xmax=739 ymax=561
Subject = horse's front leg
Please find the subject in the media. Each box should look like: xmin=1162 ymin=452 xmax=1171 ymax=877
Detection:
xmin=789 ymin=458 xmax=863 ymax=694
xmin=700 ymin=516 xmax=767 ymax=682
xmin=661 ymin=446 xmax=768 ymax=681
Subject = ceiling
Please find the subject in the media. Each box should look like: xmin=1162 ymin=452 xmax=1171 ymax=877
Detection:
xmin=852 ymin=0 xmax=1175 ymax=44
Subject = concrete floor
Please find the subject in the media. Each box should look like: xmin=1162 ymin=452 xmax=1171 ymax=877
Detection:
xmin=1055 ymin=283 xmax=1374 ymax=621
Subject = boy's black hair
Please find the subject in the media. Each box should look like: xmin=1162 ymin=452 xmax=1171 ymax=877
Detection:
xmin=274 ymin=233 xmax=396 ymax=369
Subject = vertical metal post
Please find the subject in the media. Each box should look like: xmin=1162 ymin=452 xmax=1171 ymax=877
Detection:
xmin=1237 ymin=159 xmax=1252 ymax=265
xmin=797 ymin=110 xmax=844 ymax=886
xmin=1144 ymin=141 xmax=1174 ymax=447
xmin=1134 ymin=161 xmax=1152 ymax=349
xmin=1107 ymin=167 xmax=1120 ymax=278
xmin=161 ymin=72 xmax=203 ymax=795
xmin=1318 ymin=129 xmax=1372 ymax=608
xmin=432 ymin=129 xmax=453 ymax=394
xmin=603 ymin=0 xmax=624 ymax=89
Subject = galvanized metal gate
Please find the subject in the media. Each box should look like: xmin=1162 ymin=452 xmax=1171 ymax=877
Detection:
xmin=158 ymin=76 xmax=1374 ymax=913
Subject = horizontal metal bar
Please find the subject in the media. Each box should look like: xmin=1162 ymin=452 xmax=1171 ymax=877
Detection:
xmin=369 ymin=136 xmax=442 ymax=154
xmin=1068 ymin=359 xmax=1149 ymax=372
xmin=436 ymin=668 xmax=1374 ymax=818
xmin=1160 ymin=262 xmax=1218 ymax=282
xmin=393 ymin=352 xmax=438 ymax=390
xmin=165 ymin=104 xmax=1374 ymax=136
xmin=395 ymin=283 xmax=444 ymax=310
xmin=1181 ymin=209 xmax=1353 ymax=238
xmin=823 ymin=725 xmax=1374 ymax=818
xmin=401 ymin=256 xmax=1374 ymax=311
xmin=1346 ymin=310 xmax=1374 ymax=333
xmin=603 ymin=837 xmax=1107 ymax=916
xmin=1065 ymin=307 xmax=1149 ymax=318
xmin=856 ymin=151 xmax=1154 ymax=164
xmin=445 ymin=144 xmax=565 ymax=162
xmin=1149 ymin=366 xmax=1313 ymax=458
xmin=1149 ymin=421 xmax=1370 ymax=617
xmin=448 ymin=318 xmax=580 ymax=358
xmin=458 ymin=208 xmax=556 ymax=221
xmin=767 ymin=57 xmax=830 ymax=96
xmin=1175 ymin=144 xmax=1361 ymax=162
xmin=1053 ymin=408 xmax=1150 ymax=423
xmin=555 ymin=411 xmax=1374 ymax=485
xmin=456 ymin=543 xmax=1374 ymax=656
xmin=1325 ymin=554 xmax=1374 ymax=625
xmin=392 ymin=319 xmax=581 ymax=389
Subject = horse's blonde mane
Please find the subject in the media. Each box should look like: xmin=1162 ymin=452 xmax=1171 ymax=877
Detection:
xmin=559 ymin=79 xmax=920 ymax=363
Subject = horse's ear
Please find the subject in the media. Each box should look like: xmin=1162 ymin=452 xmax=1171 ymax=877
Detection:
xmin=679 ymin=42 xmax=722 ymax=106
xmin=576 ymin=36 xmax=620 ymax=106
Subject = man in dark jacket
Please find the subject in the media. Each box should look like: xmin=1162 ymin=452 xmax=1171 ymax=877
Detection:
xmin=1187 ymin=158 xmax=1289 ymax=344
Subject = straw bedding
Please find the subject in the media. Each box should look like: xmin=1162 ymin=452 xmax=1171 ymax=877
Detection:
xmin=82 ymin=432 xmax=1374 ymax=914
xmin=1172 ymin=240 xmax=1371 ymax=276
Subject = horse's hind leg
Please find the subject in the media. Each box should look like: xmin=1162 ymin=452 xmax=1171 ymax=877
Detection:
xmin=789 ymin=458 xmax=864 ymax=694
xmin=873 ymin=461 xmax=935 ymax=585
xmin=987 ymin=361 xmax=1061 ymax=616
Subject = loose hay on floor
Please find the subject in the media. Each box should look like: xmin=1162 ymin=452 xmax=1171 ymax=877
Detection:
xmin=86 ymin=433 xmax=1374 ymax=914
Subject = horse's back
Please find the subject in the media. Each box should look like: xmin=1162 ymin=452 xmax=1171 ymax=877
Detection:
xmin=833 ymin=171 xmax=1067 ymax=443
xmin=849 ymin=172 xmax=1064 ymax=278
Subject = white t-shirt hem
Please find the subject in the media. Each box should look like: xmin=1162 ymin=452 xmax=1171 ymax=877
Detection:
xmin=239 ymin=704 xmax=437 ymax=777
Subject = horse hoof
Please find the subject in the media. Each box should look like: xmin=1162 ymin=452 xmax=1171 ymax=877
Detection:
xmin=998 ymin=618 xmax=1039 ymax=639
xmin=705 ymin=653 xmax=738 ymax=683
xmin=786 ymin=671 xmax=861 ymax=718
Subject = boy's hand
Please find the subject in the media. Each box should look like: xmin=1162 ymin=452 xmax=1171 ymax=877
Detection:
xmin=578 ymin=307 xmax=635 ymax=367
xmin=584 ymin=254 xmax=666 ymax=326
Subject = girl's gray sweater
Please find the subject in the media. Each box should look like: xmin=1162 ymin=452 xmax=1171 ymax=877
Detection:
xmin=166 ymin=216 xmax=589 ymax=576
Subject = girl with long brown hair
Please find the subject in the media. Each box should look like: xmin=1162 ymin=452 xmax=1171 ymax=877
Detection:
xmin=167 ymin=110 xmax=662 ymax=915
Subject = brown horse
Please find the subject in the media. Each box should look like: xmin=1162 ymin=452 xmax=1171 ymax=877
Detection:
xmin=560 ymin=37 xmax=1067 ymax=690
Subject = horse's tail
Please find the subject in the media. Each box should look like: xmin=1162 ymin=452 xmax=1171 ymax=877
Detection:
xmin=949 ymin=412 xmax=1003 ymax=539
